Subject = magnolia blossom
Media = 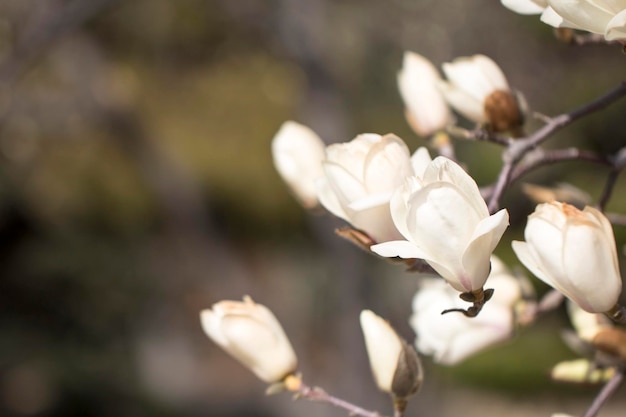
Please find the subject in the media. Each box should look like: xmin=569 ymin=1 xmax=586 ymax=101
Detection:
xmin=271 ymin=121 xmax=326 ymax=208
xmin=317 ymin=134 xmax=431 ymax=243
xmin=512 ymin=202 xmax=623 ymax=313
xmin=200 ymin=296 xmax=297 ymax=383
xmin=397 ymin=51 xmax=451 ymax=137
xmin=541 ymin=1 xmax=626 ymax=41
xmin=410 ymin=257 xmax=522 ymax=365
xmin=371 ymin=157 xmax=509 ymax=293
xmin=360 ymin=310 xmax=422 ymax=398
xmin=439 ymin=54 xmax=523 ymax=133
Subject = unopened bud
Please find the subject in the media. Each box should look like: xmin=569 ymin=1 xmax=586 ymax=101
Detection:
xmin=484 ymin=89 xmax=523 ymax=133
xmin=360 ymin=310 xmax=423 ymax=400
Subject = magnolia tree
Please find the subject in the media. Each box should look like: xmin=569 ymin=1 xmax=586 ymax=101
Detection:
xmin=201 ymin=3 xmax=626 ymax=417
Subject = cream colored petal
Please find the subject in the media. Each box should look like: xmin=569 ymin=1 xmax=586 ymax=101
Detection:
xmin=439 ymin=80 xmax=486 ymax=124
xmin=360 ymin=310 xmax=403 ymax=392
xmin=461 ymin=209 xmax=510 ymax=291
xmin=398 ymin=52 xmax=451 ymax=136
xmin=547 ymin=0 xmax=614 ymax=33
xmin=501 ymin=0 xmax=548 ymax=14
xmin=410 ymin=147 xmax=432 ymax=179
xmin=605 ymin=9 xmax=626 ymax=40
xmin=370 ymin=240 xmax=429 ymax=259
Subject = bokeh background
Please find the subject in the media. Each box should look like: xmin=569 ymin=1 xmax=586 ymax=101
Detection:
xmin=0 ymin=1 xmax=625 ymax=416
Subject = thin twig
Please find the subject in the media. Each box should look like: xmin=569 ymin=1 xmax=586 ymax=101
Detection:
xmin=597 ymin=169 xmax=621 ymax=212
xmin=486 ymin=82 xmax=626 ymax=212
xmin=295 ymin=382 xmax=387 ymax=417
xmin=507 ymin=148 xmax=612 ymax=186
xmin=581 ymin=371 xmax=624 ymax=417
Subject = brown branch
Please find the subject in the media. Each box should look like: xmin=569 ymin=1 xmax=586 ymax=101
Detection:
xmin=294 ymin=381 xmax=387 ymax=417
xmin=486 ymin=82 xmax=626 ymax=212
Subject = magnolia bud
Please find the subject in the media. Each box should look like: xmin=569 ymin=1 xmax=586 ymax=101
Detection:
xmin=200 ymin=296 xmax=298 ymax=383
xmin=271 ymin=121 xmax=326 ymax=209
xmin=359 ymin=310 xmax=422 ymax=400
xmin=439 ymin=54 xmax=524 ymax=133
xmin=512 ymin=202 xmax=623 ymax=313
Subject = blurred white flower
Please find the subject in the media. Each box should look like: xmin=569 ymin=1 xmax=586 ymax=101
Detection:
xmin=512 ymin=202 xmax=622 ymax=313
xmin=371 ymin=157 xmax=509 ymax=293
xmin=200 ymin=296 xmax=297 ymax=383
xmin=501 ymin=0 xmax=548 ymax=14
xmin=439 ymin=54 xmax=523 ymax=133
xmin=317 ymin=134 xmax=431 ymax=242
xmin=397 ymin=51 xmax=452 ymax=137
xmin=360 ymin=310 xmax=422 ymax=398
xmin=271 ymin=121 xmax=326 ymax=209
xmin=541 ymin=1 xmax=626 ymax=41
xmin=410 ymin=257 xmax=522 ymax=365
xmin=567 ymin=301 xmax=612 ymax=342
xmin=551 ymin=358 xmax=615 ymax=383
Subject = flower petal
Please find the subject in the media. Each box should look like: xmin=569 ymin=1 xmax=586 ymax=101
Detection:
xmin=371 ymin=240 xmax=429 ymax=259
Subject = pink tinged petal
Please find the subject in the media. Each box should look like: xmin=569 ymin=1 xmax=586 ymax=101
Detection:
xmin=547 ymin=0 xmax=614 ymax=34
xmin=501 ymin=0 xmax=548 ymax=14
xmin=439 ymin=80 xmax=486 ymax=123
xmin=371 ymin=240 xmax=430 ymax=259
xmin=410 ymin=147 xmax=432 ymax=179
xmin=605 ymin=9 xmax=626 ymax=40
xmin=425 ymin=157 xmax=489 ymax=218
xmin=461 ymin=209 xmax=510 ymax=291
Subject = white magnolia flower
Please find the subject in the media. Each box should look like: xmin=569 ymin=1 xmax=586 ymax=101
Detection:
xmin=541 ymin=1 xmax=626 ymax=41
xmin=397 ymin=52 xmax=452 ymax=137
xmin=410 ymin=257 xmax=522 ymax=365
xmin=317 ymin=134 xmax=431 ymax=243
xmin=512 ymin=202 xmax=623 ymax=313
xmin=439 ymin=54 xmax=523 ymax=133
xmin=360 ymin=310 xmax=422 ymax=397
xmin=371 ymin=157 xmax=509 ymax=293
xmin=271 ymin=121 xmax=326 ymax=208
xmin=200 ymin=296 xmax=297 ymax=383
xmin=501 ymin=0 xmax=548 ymax=14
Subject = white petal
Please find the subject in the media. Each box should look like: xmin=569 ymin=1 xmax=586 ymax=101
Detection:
xmin=360 ymin=310 xmax=403 ymax=392
xmin=271 ymin=121 xmax=326 ymax=208
xmin=547 ymin=0 xmax=614 ymax=34
xmin=605 ymin=9 xmax=626 ymax=40
xmin=316 ymin=176 xmax=349 ymax=220
xmin=461 ymin=209 xmax=510 ymax=291
xmin=371 ymin=240 xmax=429 ymax=259
xmin=501 ymin=0 xmax=548 ymax=14
xmin=511 ymin=240 xmax=552 ymax=284
xmin=398 ymin=52 xmax=451 ymax=136
xmin=410 ymin=147 xmax=432 ymax=179
xmin=439 ymin=81 xmax=486 ymax=124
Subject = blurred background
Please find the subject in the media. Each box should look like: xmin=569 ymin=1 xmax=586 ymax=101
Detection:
xmin=0 ymin=1 xmax=625 ymax=416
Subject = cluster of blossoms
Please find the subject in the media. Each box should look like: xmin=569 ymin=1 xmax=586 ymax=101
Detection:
xmin=200 ymin=4 xmax=626 ymax=417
